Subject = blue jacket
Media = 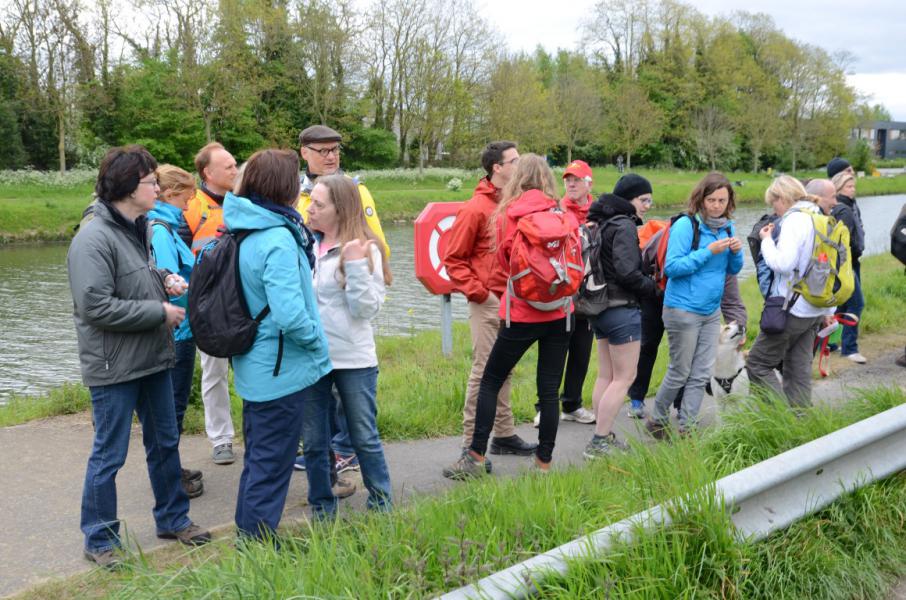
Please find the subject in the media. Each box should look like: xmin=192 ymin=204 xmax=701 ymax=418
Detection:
xmin=664 ymin=214 xmax=743 ymax=315
xmin=149 ymin=201 xmax=194 ymax=341
xmin=223 ymin=193 xmax=332 ymax=402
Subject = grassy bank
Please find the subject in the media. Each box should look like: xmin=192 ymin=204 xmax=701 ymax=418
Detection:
xmin=17 ymin=386 xmax=906 ymax=599
xmin=3 ymin=253 xmax=905 ymax=435
xmin=2 ymin=167 xmax=906 ymax=242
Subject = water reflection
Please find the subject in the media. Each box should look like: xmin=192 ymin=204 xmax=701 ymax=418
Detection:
xmin=1 ymin=194 xmax=903 ymax=400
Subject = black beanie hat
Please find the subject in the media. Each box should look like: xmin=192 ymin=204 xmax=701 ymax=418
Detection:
xmin=613 ymin=173 xmax=653 ymax=201
xmin=826 ymin=157 xmax=851 ymax=179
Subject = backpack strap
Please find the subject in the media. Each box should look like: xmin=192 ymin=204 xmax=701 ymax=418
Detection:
xmin=231 ymin=229 xmax=271 ymax=322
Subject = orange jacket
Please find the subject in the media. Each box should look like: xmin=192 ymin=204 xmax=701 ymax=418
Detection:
xmin=183 ymin=188 xmax=224 ymax=255
xmin=443 ymin=178 xmax=507 ymax=303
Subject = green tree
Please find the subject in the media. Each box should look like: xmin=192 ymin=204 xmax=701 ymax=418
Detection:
xmin=603 ymin=80 xmax=663 ymax=169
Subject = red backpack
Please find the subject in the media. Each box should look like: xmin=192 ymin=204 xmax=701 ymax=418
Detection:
xmin=505 ymin=209 xmax=583 ymax=329
xmin=638 ymin=214 xmax=700 ymax=291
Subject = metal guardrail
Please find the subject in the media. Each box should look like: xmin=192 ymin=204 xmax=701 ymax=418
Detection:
xmin=439 ymin=402 xmax=906 ymax=600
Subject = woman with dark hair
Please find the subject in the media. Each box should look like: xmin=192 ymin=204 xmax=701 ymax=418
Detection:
xmin=443 ymin=154 xmax=578 ymax=478
xmin=645 ymin=172 xmax=743 ymax=438
xmin=223 ymin=149 xmax=333 ymax=538
xmin=68 ymin=145 xmax=210 ymax=568
xmin=304 ymin=174 xmax=393 ymax=510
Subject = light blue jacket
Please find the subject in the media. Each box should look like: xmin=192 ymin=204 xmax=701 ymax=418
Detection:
xmin=149 ymin=201 xmax=194 ymax=341
xmin=223 ymin=193 xmax=332 ymax=402
xmin=664 ymin=214 xmax=743 ymax=316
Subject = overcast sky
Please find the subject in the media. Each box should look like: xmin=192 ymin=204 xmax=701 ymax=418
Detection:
xmin=477 ymin=0 xmax=906 ymax=120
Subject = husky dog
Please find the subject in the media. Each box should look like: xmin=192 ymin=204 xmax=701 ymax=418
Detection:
xmin=707 ymin=321 xmax=749 ymax=399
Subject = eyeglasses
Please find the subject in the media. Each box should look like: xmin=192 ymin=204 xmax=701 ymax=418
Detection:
xmin=498 ymin=157 xmax=519 ymax=166
xmin=305 ymin=145 xmax=341 ymax=158
xmin=138 ymin=179 xmax=159 ymax=187
xmin=639 ymin=197 xmax=654 ymax=206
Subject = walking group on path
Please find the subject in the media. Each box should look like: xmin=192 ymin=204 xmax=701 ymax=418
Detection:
xmin=64 ymin=123 xmax=903 ymax=571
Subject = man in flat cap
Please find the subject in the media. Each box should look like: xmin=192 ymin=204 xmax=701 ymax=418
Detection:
xmin=297 ymin=125 xmax=388 ymax=256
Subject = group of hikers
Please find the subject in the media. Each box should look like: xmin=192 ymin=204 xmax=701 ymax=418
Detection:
xmin=67 ymin=126 xmax=874 ymax=567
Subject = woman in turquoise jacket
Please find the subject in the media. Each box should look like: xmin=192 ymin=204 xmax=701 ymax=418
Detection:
xmin=148 ymin=165 xmax=203 ymax=498
xmin=646 ymin=172 xmax=743 ymax=437
xmin=222 ymin=149 xmax=333 ymax=539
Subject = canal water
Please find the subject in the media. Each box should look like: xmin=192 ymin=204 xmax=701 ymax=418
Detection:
xmin=1 ymin=194 xmax=903 ymax=401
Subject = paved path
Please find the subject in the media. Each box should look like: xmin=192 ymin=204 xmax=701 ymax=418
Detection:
xmin=2 ymin=351 xmax=905 ymax=597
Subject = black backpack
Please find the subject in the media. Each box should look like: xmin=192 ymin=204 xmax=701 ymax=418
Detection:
xmin=188 ymin=230 xmax=270 ymax=358
xmin=892 ymin=204 xmax=906 ymax=267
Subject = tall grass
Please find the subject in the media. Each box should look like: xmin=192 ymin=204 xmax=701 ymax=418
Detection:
xmin=30 ymin=387 xmax=906 ymax=599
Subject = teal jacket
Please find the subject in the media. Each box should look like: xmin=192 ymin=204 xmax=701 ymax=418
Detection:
xmin=223 ymin=193 xmax=331 ymax=402
xmin=148 ymin=201 xmax=194 ymax=341
xmin=664 ymin=214 xmax=743 ymax=315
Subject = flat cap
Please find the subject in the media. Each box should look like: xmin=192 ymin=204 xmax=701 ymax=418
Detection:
xmin=298 ymin=125 xmax=342 ymax=146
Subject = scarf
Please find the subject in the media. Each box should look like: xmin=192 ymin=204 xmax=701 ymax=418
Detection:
xmin=701 ymin=214 xmax=729 ymax=232
xmin=247 ymin=193 xmax=315 ymax=269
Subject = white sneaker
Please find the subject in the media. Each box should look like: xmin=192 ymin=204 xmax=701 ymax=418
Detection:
xmin=561 ymin=407 xmax=596 ymax=424
xmin=846 ymin=352 xmax=867 ymax=364
xmin=533 ymin=411 xmax=540 ymax=428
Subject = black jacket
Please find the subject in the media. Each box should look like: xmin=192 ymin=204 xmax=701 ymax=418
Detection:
xmin=587 ymin=194 xmax=658 ymax=306
xmin=833 ymin=194 xmax=864 ymax=262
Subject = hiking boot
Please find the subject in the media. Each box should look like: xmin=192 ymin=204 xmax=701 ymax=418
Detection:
xmin=489 ymin=434 xmax=537 ymax=456
xmin=83 ymin=548 xmax=123 ymax=570
xmin=845 ymin=352 xmax=867 ymax=364
xmin=533 ymin=411 xmax=541 ymax=428
xmin=212 ymin=443 xmax=235 ymax=465
xmin=157 ymin=522 xmax=211 ymax=546
xmin=896 ymin=354 xmax=906 ymax=368
xmin=293 ymin=454 xmax=307 ymax=471
xmin=182 ymin=475 xmax=204 ymax=499
xmin=583 ymin=432 xmax=628 ymax=460
xmin=533 ymin=455 xmax=551 ymax=473
xmin=645 ymin=419 xmax=669 ymax=441
xmin=442 ymin=451 xmax=488 ymax=480
xmin=460 ymin=448 xmax=492 ymax=473
xmin=181 ymin=468 xmax=203 ymax=482
xmin=333 ymin=478 xmax=356 ymax=499
xmin=561 ymin=407 xmax=596 ymax=424
xmin=627 ymin=399 xmax=647 ymax=419
xmin=335 ymin=453 xmax=360 ymax=474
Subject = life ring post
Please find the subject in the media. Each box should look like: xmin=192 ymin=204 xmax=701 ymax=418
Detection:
xmin=440 ymin=293 xmax=453 ymax=357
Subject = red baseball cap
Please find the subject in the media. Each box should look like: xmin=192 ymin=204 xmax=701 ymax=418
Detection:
xmin=563 ymin=160 xmax=592 ymax=181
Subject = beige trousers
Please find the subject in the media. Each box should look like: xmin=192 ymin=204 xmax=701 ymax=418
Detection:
xmin=461 ymin=294 xmax=515 ymax=446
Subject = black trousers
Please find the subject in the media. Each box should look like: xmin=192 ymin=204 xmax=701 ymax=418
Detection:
xmin=471 ymin=318 xmax=572 ymax=463
xmin=628 ymin=293 xmax=683 ymax=409
xmin=534 ymin=316 xmax=593 ymax=414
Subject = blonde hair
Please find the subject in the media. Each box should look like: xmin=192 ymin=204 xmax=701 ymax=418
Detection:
xmin=832 ymin=171 xmax=855 ymax=194
xmin=157 ymin=164 xmax=195 ymax=195
xmin=491 ymin=154 xmax=558 ymax=239
xmin=765 ymin=175 xmax=812 ymax=211
xmin=315 ymin=175 xmax=392 ymax=287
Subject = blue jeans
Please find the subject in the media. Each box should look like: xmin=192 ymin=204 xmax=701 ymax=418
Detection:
xmin=303 ymin=367 xmax=392 ymax=510
xmin=840 ymin=265 xmax=864 ymax=356
xmin=330 ymin=386 xmax=355 ymax=456
xmin=236 ymin=391 xmax=313 ymax=539
xmin=82 ymin=370 xmax=190 ymax=553
xmin=298 ymin=384 xmax=339 ymax=518
xmin=170 ymin=339 xmax=196 ymax=434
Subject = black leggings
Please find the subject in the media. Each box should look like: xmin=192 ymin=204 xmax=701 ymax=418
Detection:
xmin=471 ymin=318 xmax=572 ymax=463
xmin=534 ymin=316 xmax=593 ymax=414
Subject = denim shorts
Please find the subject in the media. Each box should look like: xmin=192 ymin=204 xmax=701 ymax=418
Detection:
xmin=591 ymin=306 xmax=642 ymax=344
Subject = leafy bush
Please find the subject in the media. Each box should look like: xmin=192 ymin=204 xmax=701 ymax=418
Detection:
xmin=846 ymin=138 xmax=875 ymax=173
xmin=0 ymin=168 xmax=97 ymax=187
xmin=343 ymin=127 xmax=399 ymax=170
xmin=446 ymin=177 xmax=462 ymax=191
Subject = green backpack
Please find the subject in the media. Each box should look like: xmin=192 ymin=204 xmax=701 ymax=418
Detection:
xmin=786 ymin=208 xmax=855 ymax=308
